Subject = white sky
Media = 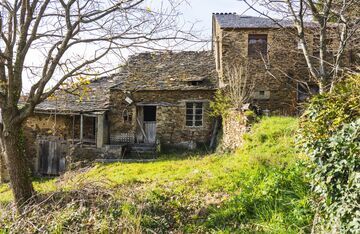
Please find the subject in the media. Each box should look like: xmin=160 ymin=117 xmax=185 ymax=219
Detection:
xmin=180 ymin=0 xmax=259 ymax=37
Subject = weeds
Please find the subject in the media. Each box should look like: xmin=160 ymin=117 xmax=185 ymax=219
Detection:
xmin=0 ymin=117 xmax=313 ymax=233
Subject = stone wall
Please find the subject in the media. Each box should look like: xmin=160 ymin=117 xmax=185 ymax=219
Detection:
xmin=22 ymin=113 xmax=99 ymax=172
xmin=109 ymin=89 xmax=215 ymax=147
xmin=220 ymin=110 xmax=249 ymax=151
xmin=22 ymin=114 xmax=73 ymax=173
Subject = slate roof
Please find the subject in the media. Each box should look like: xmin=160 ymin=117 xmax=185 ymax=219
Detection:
xmin=111 ymin=51 xmax=217 ymax=91
xmin=213 ymin=13 xmax=294 ymax=29
xmin=34 ymin=73 xmax=127 ymax=114
xmin=34 ymin=51 xmax=217 ymax=113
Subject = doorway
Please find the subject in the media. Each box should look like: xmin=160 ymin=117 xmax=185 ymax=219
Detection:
xmin=136 ymin=105 xmax=157 ymax=144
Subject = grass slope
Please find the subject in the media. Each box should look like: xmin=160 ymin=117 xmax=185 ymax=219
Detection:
xmin=0 ymin=117 xmax=313 ymax=233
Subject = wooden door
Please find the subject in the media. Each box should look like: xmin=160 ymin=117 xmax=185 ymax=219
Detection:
xmin=38 ymin=140 xmax=66 ymax=175
xmin=144 ymin=121 xmax=156 ymax=143
xmin=143 ymin=106 xmax=156 ymax=144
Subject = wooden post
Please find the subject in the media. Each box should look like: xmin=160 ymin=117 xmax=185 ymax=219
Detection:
xmin=80 ymin=114 xmax=84 ymax=143
xmin=72 ymin=115 xmax=75 ymax=144
xmin=209 ymin=118 xmax=219 ymax=149
xmin=96 ymin=114 xmax=104 ymax=148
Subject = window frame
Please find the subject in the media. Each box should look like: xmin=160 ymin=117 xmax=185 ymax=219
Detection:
xmin=248 ymin=34 xmax=268 ymax=59
xmin=185 ymin=102 xmax=204 ymax=127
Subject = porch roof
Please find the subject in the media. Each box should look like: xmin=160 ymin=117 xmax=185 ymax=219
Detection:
xmin=34 ymin=73 xmax=127 ymax=114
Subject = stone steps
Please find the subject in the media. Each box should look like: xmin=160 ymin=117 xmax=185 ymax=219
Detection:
xmin=127 ymin=143 xmax=157 ymax=159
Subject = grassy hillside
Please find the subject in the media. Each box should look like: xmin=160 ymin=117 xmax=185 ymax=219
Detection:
xmin=0 ymin=117 xmax=313 ymax=233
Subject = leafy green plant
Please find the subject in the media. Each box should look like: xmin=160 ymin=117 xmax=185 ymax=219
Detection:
xmin=298 ymin=75 xmax=360 ymax=233
xmin=244 ymin=110 xmax=255 ymax=118
xmin=209 ymin=90 xmax=232 ymax=118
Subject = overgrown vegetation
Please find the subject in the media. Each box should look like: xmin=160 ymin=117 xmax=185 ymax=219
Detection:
xmin=0 ymin=117 xmax=313 ymax=233
xmin=209 ymin=90 xmax=232 ymax=118
xmin=299 ymin=75 xmax=360 ymax=233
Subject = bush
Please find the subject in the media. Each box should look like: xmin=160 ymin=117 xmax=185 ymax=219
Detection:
xmin=298 ymin=75 xmax=360 ymax=233
xmin=209 ymin=90 xmax=232 ymax=118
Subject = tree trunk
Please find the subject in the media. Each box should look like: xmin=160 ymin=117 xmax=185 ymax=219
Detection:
xmin=2 ymin=124 xmax=35 ymax=211
xmin=0 ymin=153 xmax=9 ymax=183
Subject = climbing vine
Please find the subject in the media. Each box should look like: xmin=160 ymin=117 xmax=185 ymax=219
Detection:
xmin=298 ymin=75 xmax=360 ymax=233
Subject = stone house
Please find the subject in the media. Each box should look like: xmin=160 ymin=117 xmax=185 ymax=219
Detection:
xmin=28 ymin=51 xmax=217 ymax=149
xmin=19 ymin=51 xmax=217 ymax=175
xmin=2 ymin=13 xmax=355 ymax=179
xmin=212 ymin=13 xmax=354 ymax=115
xmin=107 ymin=51 xmax=217 ymax=148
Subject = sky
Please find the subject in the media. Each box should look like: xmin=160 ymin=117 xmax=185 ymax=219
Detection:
xmin=180 ymin=0 xmax=258 ymax=35
xmin=182 ymin=0 xmax=245 ymax=30
xmin=162 ymin=0 xmax=263 ymax=49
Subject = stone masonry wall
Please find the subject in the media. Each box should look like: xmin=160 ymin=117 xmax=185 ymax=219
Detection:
xmin=220 ymin=110 xmax=249 ymax=151
xmin=215 ymin=27 xmax=310 ymax=115
xmin=109 ymin=90 xmax=215 ymax=146
xmin=23 ymin=114 xmax=74 ymax=172
xmin=23 ymin=113 xmax=98 ymax=171
xmin=213 ymin=24 xmax=354 ymax=115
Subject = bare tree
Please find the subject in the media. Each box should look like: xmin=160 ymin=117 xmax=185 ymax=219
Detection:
xmin=241 ymin=0 xmax=360 ymax=93
xmin=224 ymin=62 xmax=254 ymax=110
xmin=0 ymin=0 xmax=200 ymax=211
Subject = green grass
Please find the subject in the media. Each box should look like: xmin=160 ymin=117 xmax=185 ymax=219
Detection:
xmin=0 ymin=116 xmax=314 ymax=233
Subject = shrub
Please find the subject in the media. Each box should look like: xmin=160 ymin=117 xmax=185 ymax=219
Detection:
xmin=298 ymin=75 xmax=360 ymax=233
xmin=209 ymin=90 xmax=232 ymax=118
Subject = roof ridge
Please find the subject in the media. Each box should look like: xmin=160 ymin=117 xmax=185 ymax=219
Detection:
xmin=212 ymin=12 xmax=237 ymax=15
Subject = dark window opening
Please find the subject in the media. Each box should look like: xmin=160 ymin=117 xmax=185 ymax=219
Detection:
xmin=143 ymin=106 xmax=156 ymax=122
xmin=189 ymin=80 xmax=203 ymax=86
xmin=297 ymin=83 xmax=319 ymax=102
xmin=259 ymin=91 xmax=265 ymax=96
xmin=186 ymin=102 xmax=203 ymax=127
xmin=248 ymin=34 xmax=268 ymax=58
xmin=78 ymin=116 xmax=97 ymax=141
xmin=123 ymin=109 xmax=132 ymax=123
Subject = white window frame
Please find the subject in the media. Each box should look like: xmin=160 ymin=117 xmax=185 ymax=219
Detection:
xmin=185 ymin=102 xmax=204 ymax=127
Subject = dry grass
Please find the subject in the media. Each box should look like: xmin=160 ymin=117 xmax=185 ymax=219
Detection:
xmin=0 ymin=117 xmax=313 ymax=233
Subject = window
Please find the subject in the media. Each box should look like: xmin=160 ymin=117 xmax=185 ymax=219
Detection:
xmin=188 ymin=80 xmax=203 ymax=86
xmin=297 ymin=83 xmax=319 ymax=102
xmin=122 ymin=109 xmax=132 ymax=123
xmin=248 ymin=34 xmax=267 ymax=58
xmin=186 ymin=102 xmax=203 ymax=127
